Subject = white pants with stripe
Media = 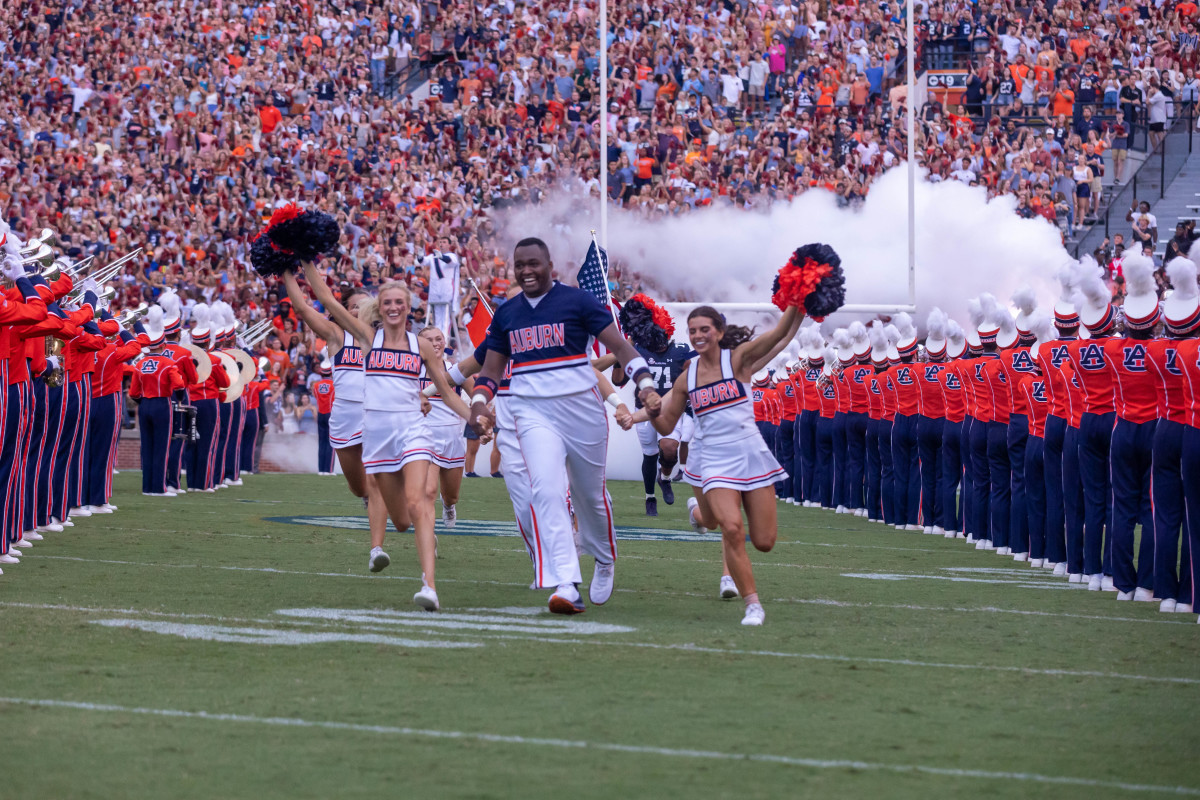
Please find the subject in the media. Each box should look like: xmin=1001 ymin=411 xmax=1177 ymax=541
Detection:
xmin=495 ymin=397 xmax=535 ymax=566
xmin=509 ymin=388 xmax=615 ymax=588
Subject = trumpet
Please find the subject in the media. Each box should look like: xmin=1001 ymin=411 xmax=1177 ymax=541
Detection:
xmin=257 ymin=356 xmax=270 ymax=375
xmin=65 ymin=248 xmax=144 ymax=303
xmin=59 ymin=254 xmax=94 ymax=278
xmin=45 ymin=337 xmax=66 ymax=388
xmin=20 ymin=243 xmax=56 ymax=271
xmin=117 ymin=302 xmax=150 ymax=328
xmin=240 ymin=319 xmax=276 ymax=348
xmin=19 ymin=228 xmax=58 ymax=253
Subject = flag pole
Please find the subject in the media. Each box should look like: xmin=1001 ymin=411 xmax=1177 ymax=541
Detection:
xmin=590 ymin=229 xmax=619 ymax=329
xmin=467 ymin=278 xmax=494 ymax=315
xmin=599 ymin=0 xmax=609 ymax=252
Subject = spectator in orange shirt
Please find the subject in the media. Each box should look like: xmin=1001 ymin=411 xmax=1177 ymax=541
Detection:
xmin=258 ymin=102 xmax=282 ymax=134
xmin=1051 ymin=81 xmax=1076 ymax=117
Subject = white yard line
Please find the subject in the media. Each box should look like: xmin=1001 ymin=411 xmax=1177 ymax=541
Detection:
xmin=0 ymin=697 xmax=1195 ymax=796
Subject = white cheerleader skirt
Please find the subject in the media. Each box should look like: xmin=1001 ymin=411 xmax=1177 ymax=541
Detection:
xmin=429 ymin=421 xmax=466 ymax=469
xmin=696 ymin=435 xmax=787 ymax=494
xmin=681 ymin=436 xmax=703 ymax=488
xmin=329 ymin=397 xmax=364 ymax=449
xmin=362 ymin=408 xmax=436 ymax=474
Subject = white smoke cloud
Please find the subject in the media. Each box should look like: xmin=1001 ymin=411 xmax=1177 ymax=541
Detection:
xmin=496 ymin=167 xmax=1074 ymax=331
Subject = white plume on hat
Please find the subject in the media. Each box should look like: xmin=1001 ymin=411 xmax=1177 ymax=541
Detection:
xmin=1011 ymin=284 xmax=1038 ymax=334
xmin=925 ymin=307 xmax=948 ymax=352
xmin=1071 ymin=256 xmax=1114 ymax=330
xmin=967 ymin=297 xmax=986 ymax=331
xmin=946 ymin=319 xmax=966 ymax=358
xmin=144 ymin=305 xmax=165 ymax=342
xmin=0 ymin=219 xmax=23 ymax=260
xmin=892 ymin=312 xmax=916 ymax=341
xmin=1028 ymin=309 xmax=1055 ymax=359
xmin=1164 ymin=256 xmax=1199 ymax=328
xmin=822 ymin=345 xmax=838 ymax=372
xmin=869 ymin=321 xmax=889 ymax=362
xmin=884 ymin=323 xmax=901 ymax=361
xmin=848 ymin=320 xmax=870 ymax=358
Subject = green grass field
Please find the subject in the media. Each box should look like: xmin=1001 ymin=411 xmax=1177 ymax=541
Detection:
xmin=1 ymin=472 xmax=1198 ymax=799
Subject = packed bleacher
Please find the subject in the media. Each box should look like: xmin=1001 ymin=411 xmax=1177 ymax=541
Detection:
xmin=2 ymin=0 xmax=1199 ymax=425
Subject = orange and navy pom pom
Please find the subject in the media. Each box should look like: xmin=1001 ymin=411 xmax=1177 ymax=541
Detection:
xmin=250 ymin=203 xmax=341 ymax=278
xmin=771 ymin=243 xmax=846 ymax=321
xmin=619 ymin=293 xmax=675 ymax=352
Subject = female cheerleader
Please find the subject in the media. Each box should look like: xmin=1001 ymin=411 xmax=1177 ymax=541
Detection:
xmin=417 ymin=325 xmax=472 ymax=528
xmin=310 ymin=272 xmax=471 ymax=610
xmin=651 ymin=305 xmax=804 ymax=626
xmin=283 ymin=266 xmax=407 ymax=573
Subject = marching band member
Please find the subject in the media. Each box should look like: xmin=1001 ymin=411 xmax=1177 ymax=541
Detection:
xmin=312 ymin=360 xmax=336 ymax=476
xmin=863 ymin=326 xmax=886 ymax=521
xmin=939 ymin=321 xmax=968 ymax=538
xmin=159 ymin=289 xmax=199 ymax=493
xmin=86 ymin=313 xmax=150 ymax=511
xmin=830 ymin=329 xmax=854 ymax=513
xmin=980 ymin=297 xmax=1018 ymax=554
xmin=917 ymin=310 xmax=949 ymax=534
xmin=887 ymin=315 xmax=922 ymax=531
xmin=966 ymin=298 xmax=998 ymax=549
xmin=990 ymin=293 xmax=1037 ymax=559
xmin=1168 ymin=259 xmax=1200 ymax=616
xmin=130 ymin=307 xmax=185 ymax=496
xmin=844 ymin=323 xmax=873 ymax=517
xmin=1149 ymin=256 xmax=1198 ymax=612
xmin=185 ymin=305 xmax=231 ymax=493
xmin=240 ymin=369 xmax=269 ymax=476
xmin=1019 ymin=313 xmax=1055 ymax=568
xmin=795 ymin=328 xmax=823 ymax=508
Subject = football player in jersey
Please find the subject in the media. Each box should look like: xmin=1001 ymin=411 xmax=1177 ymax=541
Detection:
xmin=613 ymin=294 xmax=694 ymax=516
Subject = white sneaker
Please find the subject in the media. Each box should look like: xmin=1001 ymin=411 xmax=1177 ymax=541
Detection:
xmin=741 ymin=603 xmax=765 ymax=626
xmin=13 ymin=538 xmax=32 ymax=549
xmin=0 ymin=554 xmax=19 ymax=564
xmin=1087 ymin=574 xmax=1103 ymax=591
xmin=442 ymin=504 xmax=457 ymax=529
xmin=1160 ymin=599 xmax=1178 ymax=613
xmin=548 ymin=583 xmax=585 ymax=615
xmin=230 ymin=479 xmax=244 ymax=487
xmin=38 ymin=522 xmax=63 ymax=533
xmin=70 ymin=506 xmax=92 ymax=517
xmin=932 ymin=525 xmax=945 ymax=535
xmin=687 ymin=497 xmax=707 ymax=534
xmin=923 ymin=526 xmax=934 ymax=535
xmin=89 ymin=504 xmax=113 ymax=514
xmin=368 ymin=547 xmax=390 ymax=573
xmin=1133 ymin=587 xmax=1155 ymax=602
xmin=589 ymin=561 xmax=614 ymax=605
xmin=222 ymin=479 xmax=234 ymax=487
xmin=1068 ymin=573 xmax=1083 ymax=583
xmin=1101 ymin=575 xmax=1116 ymax=592
xmin=102 ymin=504 xmax=118 ymax=512
xmin=1053 ymin=563 xmax=1068 ymax=576
xmin=944 ymin=529 xmax=957 ymax=539
xmin=23 ymin=531 xmax=43 ymax=541
xmin=1116 ymin=590 xmax=1134 ymax=601
xmin=996 ymin=546 xmax=1011 ymax=556
xmin=836 ymin=505 xmax=849 ymax=514
xmin=1175 ymin=603 xmax=1193 ymax=613
xmin=719 ymin=575 xmax=739 ymax=599
xmin=1012 ymin=552 xmax=1028 ymax=562
xmin=1029 ymin=558 xmax=1043 ymax=568
xmin=60 ymin=518 xmax=74 ymax=527
xmin=905 ymin=524 xmax=922 ymax=531
xmin=413 ymin=584 xmax=439 ymax=611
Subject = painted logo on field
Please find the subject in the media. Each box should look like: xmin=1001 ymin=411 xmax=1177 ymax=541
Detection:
xmin=265 ymin=516 xmax=717 ymax=543
xmin=93 ymin=606 xmax=635 ymax=650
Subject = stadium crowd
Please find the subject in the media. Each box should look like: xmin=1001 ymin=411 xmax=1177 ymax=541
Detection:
xmin=1 ymin=0 xmax=1199 ymax=416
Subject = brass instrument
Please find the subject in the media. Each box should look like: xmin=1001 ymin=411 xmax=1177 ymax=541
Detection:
xmin=19 ymin=228 xmax=58 ymax=253
xmin=117 ymin=302 xmax=150 ymax=328
xmin=238 ymin=319 xmax=275 ymax=348
xmin=44 ymin=337 xmax=66 ymax=389
xmin=65 ymin=248 xmax=143 ymax=304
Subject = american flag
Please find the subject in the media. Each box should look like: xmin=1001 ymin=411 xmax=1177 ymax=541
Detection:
xmin=577 ymin=238 xmax=621 ymax=353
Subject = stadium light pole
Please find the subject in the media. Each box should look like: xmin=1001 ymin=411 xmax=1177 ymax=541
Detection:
xmin=906 ymin=0 xmax=916 ymax=308
xmin=599 ymin=0 xmax=609 ymax=251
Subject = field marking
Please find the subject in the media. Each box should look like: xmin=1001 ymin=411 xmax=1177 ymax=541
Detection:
xmin=843 ymin=572 xmax=1079 ymax=590
xmin=777 ymin=598 xmax=1196 ymax=626
xmin=91 ymin=619 xmax=482 ymax=648
xmin=1 ymin=697 xmax=1196 ymax=796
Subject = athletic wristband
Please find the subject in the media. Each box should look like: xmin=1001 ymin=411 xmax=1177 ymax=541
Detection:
xmin=473 ymin=375 xmax=498 ymax=402
xmin=470 ymin=392 xmax=490 ymax=406
xmin=637 ymin=376 xmax=655 ymax=392
xmin=624 ymin=356 xmax=649 ymax=381
xmin=446 ymin=364 xmax=465 ymax=385
xmin=605 ymin=392 xmax=622 ymax=409
xmin=421 ymin=383 xmax=438 ymax=397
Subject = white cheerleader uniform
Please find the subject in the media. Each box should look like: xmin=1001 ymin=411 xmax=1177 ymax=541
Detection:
xmin=419 ymin=359 xmax=467 ymax=469
xmin=688 ymin=349 xmax=787 ymax=493
xmin=362 ymin=329 xmax=435 ymax=474
xmin=329 ymin=330 xmax=365 ymax=449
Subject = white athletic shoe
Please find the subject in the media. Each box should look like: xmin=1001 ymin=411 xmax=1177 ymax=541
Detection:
xmin=943 ymin=529 xmax=957 ymax=539
xmin=368 ymin=547 xmax=390 ymax=573
xmin=1087 ymin=574 xmax=1103 ymax=591
xmin=203 ymin=488 xmax=216 ymax=493
xmin=836 ymin=505 xmax=849 ymax=514
xmin=230 ymin=479 xmax=244 ymax=487
xmin=996 ymin=546 xmax=1011 ymax=556
xmin=1116 ymin=590 xmax=1134 ymax=601
xmin=1133 ymin=587 xmax=1155 ymax=602
xmin=932 ymin=525 xmax=945 ymax=535
xmin=1012 ymin=552 xmax=1028 ymax=562
xmin=719 ymin=575 xmax=739 ymax=599
xmin=1029 ymin=558 xmax=1044 ymax=568
xmin=687 ymin=497 xmax=708 ymax=534
xmin=1053 ymin=563 xmax=1068 ymax=576
xmin=70 ymin=506 xmax=92 ymax=517
xmin=442 ymin=504 xmax=457 ymax=529
xmin=1175 ymin=603 xmax=1193 ymax=613
xmin=589 ymin=561 xmax=614 ymax=605
xmin=222 ymin=479 xmax=234 ymax=486
xmin=413 ymin=584 xmax=440 ymax=611
xmin=905 ymin=524 xmax=922 ymax=531
xmin=1101 ymin=575 xmax=1116 ymax=592
xmin=142 ymin=493 xmax=167 ymax=497
xmin=60 ymin=518 xmax=74 ymax=527
xmin=548 ymin=583 xmax=585 ymax=615
xmin=0 ymin=554 xmax=19 ymax=564
xmin=38 ymin=522 xmax=63 ymax=534
xmin=23 ymin=531 xmax=43 ymax=542
xmin=103 ymin=504 xmax=118 ymax=512
xmin=923 ymin=526 xmax=934 ymax=535
xmin=89 ymin=504 xmax=113 ymax=514
xmin=966 ymin=534 xmax=977 ymax=543
xmin=1159 ymin=599 xmax=1178 ymax=613
xmin=1068 ymin=573 xmax=1083 ymax=583
xmin=741 ymin=603 xmax=766 ymax=626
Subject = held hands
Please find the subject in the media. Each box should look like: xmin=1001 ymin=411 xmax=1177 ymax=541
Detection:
xmin=420 ymin=396 xmax=432 ymax=416
xmin=469 ymin=401 xmax=495 ymax=438
xmin=638 ymin=387 xmax=662 ymax=418
xmin=614 ymin=403 xmax=634 ymax=431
